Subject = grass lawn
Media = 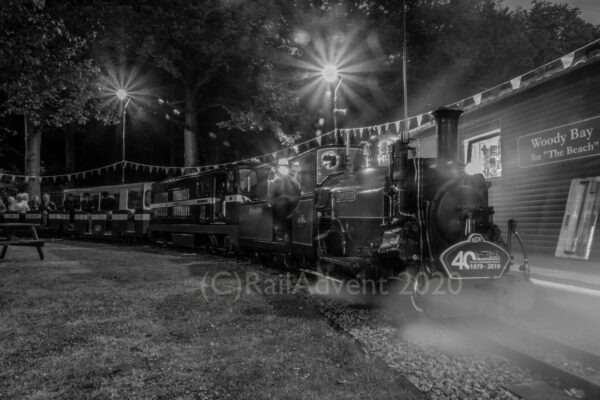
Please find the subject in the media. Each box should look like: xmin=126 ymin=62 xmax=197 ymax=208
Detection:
xmin=0 ymin=241 xmax=422 ymax=399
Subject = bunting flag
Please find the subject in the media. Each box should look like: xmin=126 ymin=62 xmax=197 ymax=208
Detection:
xmin=2 ymin=40 xmax=598 ymax=187
xmin=561 ymin=52 xmax=575 ymax=69
xmin=510 ymin=76 xmax=522 ymax=90
xmin=416 ymin=114 xmax=423 ymax=127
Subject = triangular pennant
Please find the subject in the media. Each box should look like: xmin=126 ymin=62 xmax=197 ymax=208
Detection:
xmin=473 ymin=93 xmax=482 ymax=105
xmin=123 ymin=161 xmax=128 ymax=169
xmin=180 ymin=167 xmax=185 ymax=174
xmin=67 ymin=175 xmax=72 ymax=182
xmin=150 ymin=166 xmax=154 ymax=173
xmin=196 ymin=167 xmax=201 ymax=173
xmin=12 ymin=175 xmax=16 ymax=182
xmin=24 ymin=176 xmax=29 ymax=183
xmin=376 ymin=125 xmax=382 ymax=136
xmin=416 ymin=114 xmax=423 ymax=127
xmin=293 ymin=145 xmax=299 ymax=153
xmin=83 ymin=172 xmax=87 ymax=179
xmin=316 ymin=135 xmax=321 ymax=145
xmin=395 ymin=121 xmax=401 ymax=134
xmin=112 ymin=164 xmax=117 ymax=171
xmin=561 ymin=52 xmax=575 ymax=69
xmin=510 ymin=76 xmax=522 ymax=90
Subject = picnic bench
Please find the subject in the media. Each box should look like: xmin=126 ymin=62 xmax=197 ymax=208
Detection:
xmin=0 ymin=223 xmax=45 ymax=260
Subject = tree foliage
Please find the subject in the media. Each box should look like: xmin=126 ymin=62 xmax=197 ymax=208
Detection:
xmin=1 ymin=0 xmax=599 ymax=173
xmin=0 ymin=0 xmax=108 ymax=128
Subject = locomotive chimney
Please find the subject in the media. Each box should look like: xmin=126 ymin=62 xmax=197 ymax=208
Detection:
xmin=432 ymin=107 xmax=464 ymax=165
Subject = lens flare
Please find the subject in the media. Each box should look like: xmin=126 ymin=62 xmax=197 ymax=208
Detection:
xmin=322 ymin=65 xmax=338 ymax=82
xmin=116 ymin=89 xmax=127 ymax=100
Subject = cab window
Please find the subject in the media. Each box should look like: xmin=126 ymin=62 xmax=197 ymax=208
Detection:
xmin=239 ymin=168 xmax=257 ymax=199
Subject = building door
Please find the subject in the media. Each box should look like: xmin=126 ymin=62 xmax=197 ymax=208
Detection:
xmin=555 ymin=178 xmax=600 ymax=260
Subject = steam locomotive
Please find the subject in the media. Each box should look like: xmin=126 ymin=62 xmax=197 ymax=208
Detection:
xmin=26 ymin=107 xmax=534 ymax=317
xmin=150 ymin=106 xmax=533 ymax=316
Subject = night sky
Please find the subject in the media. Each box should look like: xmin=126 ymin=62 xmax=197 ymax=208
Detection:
xmin=502 ymin=0 xmax=600 ymax=24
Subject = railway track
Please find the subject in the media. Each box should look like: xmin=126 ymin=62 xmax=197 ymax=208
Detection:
xmin=458 ymin=317 xmax=600 ymax=400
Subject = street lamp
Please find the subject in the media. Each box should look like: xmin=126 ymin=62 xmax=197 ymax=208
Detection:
xmin=116 ymin=89 xmax=131 ymax=184
xmin=322 ymin=64 xmax=348 ymax=154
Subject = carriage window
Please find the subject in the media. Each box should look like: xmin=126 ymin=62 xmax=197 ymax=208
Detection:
xmin=171 ymin=188 xmax=190 ymax=216
xmin=143 ymin=190 xmax=152 ymax=209
xmin=465 ymin=131 xmax=502 ymax=179
xmin=196 ymin=176 xmax=213 ymax=197
xmin=127 ymin=190 xmax=142 ymax=211
xmin=226 ymin=169 xmax=236 ymax=194
xmin=239 ymin=168 xmax=257 ymax=198
xmin=153 ymin=192 xmax=168 ymax=216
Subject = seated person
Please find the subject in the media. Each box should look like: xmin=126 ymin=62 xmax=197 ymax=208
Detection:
xmin=100 ymin=192 xmax=116 ymax=212
xmin=29 ymin=195 xmax=41 ymax=212
xmin=80 ymin=193 xmax=96 ymax=213
xmin=62 ymin=193 xmax=76 ymax=224
xmin=40 ymin=192 xmax=57 ymax=213
xmin=16 ymin=193 xmax=31 ymax=214
xmin=7 ymin=196 xmax=19 ymax=212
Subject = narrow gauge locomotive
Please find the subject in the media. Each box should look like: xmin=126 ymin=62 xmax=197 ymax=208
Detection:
xmin=146 ymin=107 xmax=533 ymax=316
xmin=38 ymin=107 xmax=533 ymax=316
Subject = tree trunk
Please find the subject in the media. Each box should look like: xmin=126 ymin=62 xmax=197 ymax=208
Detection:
xmin=183 ymin=85 xmax=199 ymax=167
xmin=25 ymin=123 xmax=42 ymax=196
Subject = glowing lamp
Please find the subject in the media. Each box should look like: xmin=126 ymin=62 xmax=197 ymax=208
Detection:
xmin=116 ymin=89 xmax=127 ymax=101
xmin=322 ymin=65 xmax=338 ymax=82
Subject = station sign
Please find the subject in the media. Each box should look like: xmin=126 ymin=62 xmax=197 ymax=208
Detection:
xmin=440 ymin=234 xmax=511 ymax=279
xmin=517 ymin=115 xmax=600 ymax=167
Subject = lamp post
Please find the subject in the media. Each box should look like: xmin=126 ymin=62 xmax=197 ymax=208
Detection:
xmin=322 ymin=65 xmax=348 ymax=154
xmin=116 ymin=89 xmax=131 ymax=184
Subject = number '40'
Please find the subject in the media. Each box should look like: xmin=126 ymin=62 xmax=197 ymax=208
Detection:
xmin=451 ymin=251 xmax=476 ymax=270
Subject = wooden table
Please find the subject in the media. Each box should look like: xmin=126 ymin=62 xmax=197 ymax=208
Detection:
xmin=0 ymin=223 xmax=45 ymax=260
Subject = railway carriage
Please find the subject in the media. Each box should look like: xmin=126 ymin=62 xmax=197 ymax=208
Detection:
xmin=149 ymin=163 xmax=255 ymax=251
xmin=61 ymin=182 xmax=153 ymax=238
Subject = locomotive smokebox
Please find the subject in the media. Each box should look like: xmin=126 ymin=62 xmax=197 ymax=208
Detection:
xmin=433 ymin=107 xmax=464 ymax=165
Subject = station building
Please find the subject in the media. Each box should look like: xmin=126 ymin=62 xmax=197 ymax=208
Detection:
xmin=409 ymin=41 xmax=600 ymax=263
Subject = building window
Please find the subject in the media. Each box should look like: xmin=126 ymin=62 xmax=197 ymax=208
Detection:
xmin=464 ymin=130 xmax=502 ymax=179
